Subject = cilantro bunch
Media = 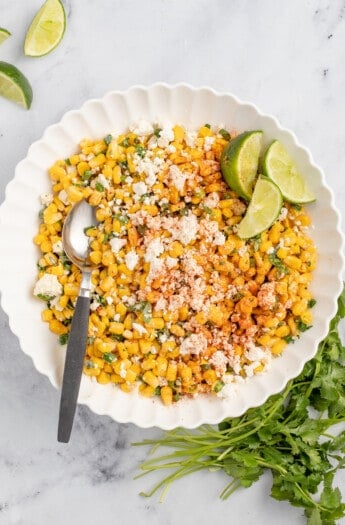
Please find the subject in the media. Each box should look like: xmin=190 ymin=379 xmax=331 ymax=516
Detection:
xmin=135 ymin=286 xmax=345 ymax=525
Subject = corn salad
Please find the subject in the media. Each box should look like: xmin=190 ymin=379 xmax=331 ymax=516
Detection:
xmin=33 ymin=122 xmax=317 ymax=404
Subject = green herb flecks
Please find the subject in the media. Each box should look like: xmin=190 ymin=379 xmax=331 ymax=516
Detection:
xmin=82 ymin=170 xmax=92 ymax=181
xmin=58 ymin=333 xmax=69 ymax=345
xmin=112 ymin=213 xmax=129 ymax=225
xmin=104 ymin=134 xmax=113 ymax=146
xmin=268 ymin=250 xmax=289 ymax=276
xmin=128 ymin=301 xmax=152 ymax=323
xmin=95 ymin=182 xmax=105 ymax=192
xmin=135 ymin=144 xmax=147 ymax=158
xmin=219 ymin=128 xmax=231 ymax=141
xmin=36 ymin=293 xmax=54 ymax=302
xmin=103 ymin=352 xmax=117 ymax=363
xmin=134 ymin=286 xmax=345 ymax=525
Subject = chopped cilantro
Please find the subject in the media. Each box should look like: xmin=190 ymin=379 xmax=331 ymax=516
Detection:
xmin=82 ymin=170 xmax=92 ymax=181
xmin=128 ymin=301 xmax=152 ymax=323
xmin=139 ymin=193 xmax=151 ymax=203
xmin=203 ymin=205 xmax=212 ymax=215
xmin=213 ymin=380 xmax=225 ymax=393
xmin=284 ymin=335 xmax=295 ymax=344
xmin=111 ymin=334 xmax=125 ymax=342
xmin=292 ymin=203 xmax=302 ymax=211
xmin=103 ymin=352 xmax=116 ymax=363
xmin=36 ymin=293 xmax=54 ymax=302
xmin=58 ymin=333 xmax=69 ymax=345
xmin=84 ymin=225 xmax=97 ymax=235
xmin=95 ymin=182 xmax=104 ymax=192
xmin=297 ymin=319 xmax=312 ymax=332
xmin=65 ymin=157 xmax=71 ymax=166
xmin=104 ymin=134 xmax=113 ymax=145
xmin=60 ymin=253 xmax=71 ymax=271
xmin=218 ymin=128 xmax=231 ymax=140
xmin=87 ymin=337 xmax=95 ymax=345
xmin=38 ymin=208 xmax=45 ymax=220
xmin=154 ymin=386 xmax=162 ymax=396
xmin=201 ymin=363 xmax=211 ymax=371
xmin=308 ymin=299 xmax=317 ymax=309
xmin=204 ymin=123 xmax=211 ymax=129
xmin=120 ymin=138 xmax=130 ymax=147
xmin=268 ymin=251 xmax=289 ymax=276
xmin=135 ymin=144 xmax=147 ymax=158
xmin=153 ymin=128 xmax=162 ymax=137
xmin=112 ymin=213 xmax=129 ymax=225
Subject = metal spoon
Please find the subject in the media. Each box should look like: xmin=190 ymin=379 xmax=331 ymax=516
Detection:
xmin=58 ymin=200 xmax=98 ymax=443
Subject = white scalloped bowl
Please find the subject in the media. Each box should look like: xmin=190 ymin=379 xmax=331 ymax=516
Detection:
xmin=0 ymin=84 xmax=343 ymax=429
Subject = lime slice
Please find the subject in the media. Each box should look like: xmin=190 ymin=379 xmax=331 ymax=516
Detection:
xmin=24 ymin=0 xmax=66 ymax=57
xmin=236 ymin=177 xmax=283 ymax=239
xmin=262 ymin=140 xmax=315 ymax=204
xmin=0 ymin=27 xmax=11 ymax=45
xmin=220 ymin=130 xmax=263 ymax=200
xmin=0 ymin=61 xmax=33 ymax=109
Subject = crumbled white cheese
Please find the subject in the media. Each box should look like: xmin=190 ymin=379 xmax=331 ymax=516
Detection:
xmin=145 ymin=238 xmax=165 ymax=262
xmin=214 ymin=231 xmax=226 ymax=246
xmin=180 ymin=333 xmax=208 ymax=356
xmin=106 ymin=296 xmax=113 ymax=305
xmin=132 ymin=323 xmax=147 ymax=335
xmin=169 ymin=164 xmax=188 ymax=192
xmin=34 ymin=273 xmax=62 ymax=298
xmin=58 ymin=189 xmax=69 ymax=205
xmin=185 ymin=130 xmax=197 ymax=147
xmin=125 ymin=250 xmax=139 ymax=271
xmin=92 ymin=173 xmax=110 ymax=190
xmin=203 ymin=192 xmax=219 ymax=209
xmin=165 ymin=256 xmax=178 ymax=268
xmin=40 ymin=193 xmax=54 ymax=206
xmin=266 ymin=247 xmax=275 ymax=255
xmin=132 ymin=181 xmax=148 ymax=197
xmin=52 ymin=240 xmax=64 ymax=254
xmin=109 ymin=237 xmax=127 ymax=253
xmin=204 ymin=136 xmax=215 ymax=151
xmin=50 ymin=296 xmax=63 ymax=312
xmin=173 ymin=213 xmax=199 ymax=245
xmin=157 ymin=125 xmax=174 ymax=148
xmin=90 ymin=300 xmax=101 ymax=311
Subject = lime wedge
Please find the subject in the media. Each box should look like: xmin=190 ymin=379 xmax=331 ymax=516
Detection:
xmin=0 ymin=61 xmax=33 ymax=109
xmin=24 ymin=0 xmax=66 ymax=57
xmin=0 ymin=27 xmax=11 ymax=45
xmin=220 ymin=130 xmax=263 ymax=200
xmin=262 ymin=140 xmax=315 ymax=204
xmin=236 ymin=177 xmax=283 ymax=239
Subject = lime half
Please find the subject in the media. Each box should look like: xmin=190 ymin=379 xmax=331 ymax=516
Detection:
xmin=0 ymin=27 xmax=11 ymax=45
xmin=0 ymin=61 xmax=33 ymax=109
xmin=220 ymin=130 xmax=263 ymax=200
xmin=24 ymin=0 xmax=66 ymax=57
xmin=236 ymin=177 xmax=283 ymax=239
xmin=262 ymin=140 xmax=315 ymax=204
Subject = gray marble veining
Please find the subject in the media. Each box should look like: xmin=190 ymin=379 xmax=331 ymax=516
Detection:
xmin=0 ymin=1 xmax=345 ymax=524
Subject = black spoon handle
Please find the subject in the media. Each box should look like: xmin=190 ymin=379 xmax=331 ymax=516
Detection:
xmin=57 ymin=292 xmax=90 ymax=443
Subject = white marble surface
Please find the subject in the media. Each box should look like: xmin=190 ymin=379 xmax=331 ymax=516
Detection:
xmin=0 ymin=1 xmax=345 ymax=524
